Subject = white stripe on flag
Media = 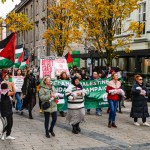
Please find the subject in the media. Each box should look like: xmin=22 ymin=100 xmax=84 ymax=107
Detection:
xmin=0 ymin=49 xmax=3 ymax=52
xmin=20 ymin=62 xmax=26 ymax=66
xmin=15 ymin=59 xmax=18 ymax=63
xmin=57 ymin=99 xmax=65 ymax=104
xmin=0 ymin=57 xmax=5 ymax=60
xmin=16 ymin=48 xmax=23 ymax=54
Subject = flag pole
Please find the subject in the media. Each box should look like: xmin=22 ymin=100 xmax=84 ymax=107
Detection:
xmin=12 ymin=65 xmax=15 ymax=76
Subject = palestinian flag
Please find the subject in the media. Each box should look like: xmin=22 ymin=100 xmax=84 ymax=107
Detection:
xmin=20 ymin=58 xmax=30 ymax=70
xmin=0 ymin=33 xmax=16 ymax=68
xmin=15 ymin=45 xmax=24 ymax=68
xmin=65 ymin=52 xmax=73 ymax=63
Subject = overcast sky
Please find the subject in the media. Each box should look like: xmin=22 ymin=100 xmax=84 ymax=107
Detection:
xmin=0 ymin=0 xmax=21 ymax=18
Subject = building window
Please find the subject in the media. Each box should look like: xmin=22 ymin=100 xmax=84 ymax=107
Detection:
xmin=36 ymin=0 xmax=39 ymax=15
xmin=139 ymin=2 xmax=146 ymax=34
xmin=31 ymin=5 xmax=33 ymax=18
xmin=30 ymin=29 xmax=33 ymax=42
xmin=26 ymin=8 xmax=28 ymax=16
xmin=42 ymin=0 xmax=46 ymax=11
xmin=25 ymin=31 xmax=28 ymax=44
xmin=41 ymin=18 xmax=46 ymax=32
xmin=115 ymin=19 xmax=121 ymax=35
xmin=35 ymin=22 xmax=39 ymax=41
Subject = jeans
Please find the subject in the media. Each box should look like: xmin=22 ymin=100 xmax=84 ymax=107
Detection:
xmin=3 ymin=114 xmax=13 ymax=136
xmin=44 ymin=112 xmax=57 ymax=133
xmin=15 ymin=92 xmax=22 ymax=111
xmin=96 ymin=108 xmax=101 ymax=114
xmin=108 ymin=99 xmax=118 ymax=122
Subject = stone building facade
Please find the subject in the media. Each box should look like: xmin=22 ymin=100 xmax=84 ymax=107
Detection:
xmin=8 ymin=0 xmax=85 ymax=67
xmin=113 ymin=0 xmax=150 ymax=73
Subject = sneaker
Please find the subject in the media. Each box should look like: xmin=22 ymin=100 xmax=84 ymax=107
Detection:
xmin=143 ymin=122 xmax=150 ymax=127
xmin=1 ymin=134 xmax=5 ymax=141
xmin=96 ymin=112 xmax=102 ymax=116
xmin=5 ymin=136 xmax=15 ymax=140
xmin=134 ymin=122 xmax=140 ymax=126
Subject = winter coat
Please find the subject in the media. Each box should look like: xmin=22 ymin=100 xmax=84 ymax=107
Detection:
xmin=106 ymin=80 xmax=121 ymax=101
xmin=21 ymin=75 xmax=36 ymax=109
xmin=0 ymin=90 xmax=13 ymax=117
xmin=39 ymin=84 xmax=57 ymax=113
xmin=65 ymin=84 xmax=86 ymax=110
xmin=130 ymin=82 xmax=150 ymax=118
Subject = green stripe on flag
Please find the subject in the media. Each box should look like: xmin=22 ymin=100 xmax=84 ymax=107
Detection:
xmin=0 ymin=57 xmax=14 ymax=68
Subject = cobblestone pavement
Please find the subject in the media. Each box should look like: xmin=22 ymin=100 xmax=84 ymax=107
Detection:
xmin=0 ymin=101 xmax=150 ymax=150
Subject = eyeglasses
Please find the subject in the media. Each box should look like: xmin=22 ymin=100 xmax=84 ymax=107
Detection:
xmin=138 ymin=78 xmax=143 ymax=80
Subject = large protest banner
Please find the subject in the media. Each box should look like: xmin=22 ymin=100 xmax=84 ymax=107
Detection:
xmin=52 ymin=78 xmax=110 ymax=111
xmin=12 ymin=76 xmax=24 ymax=92
xmin=40 ymin=56 xmax=55 ymax=79
xmin=40 ymin=56 xmax=69 ymax=79
xmin=54 ymin=57 xmax=70 ymax=77
xmin=81 ymin=78 xmax=110 ymax=109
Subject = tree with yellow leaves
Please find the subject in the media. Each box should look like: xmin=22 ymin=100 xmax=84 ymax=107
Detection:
xmin=5 ymin=12 xmax=33 ymax=32
xmin=43 ymin=0 xmax=82 ymax=56
xmin=74 ymin=0 xmax=143 ymax=66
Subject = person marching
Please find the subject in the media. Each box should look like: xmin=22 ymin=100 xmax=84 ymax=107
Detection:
xmin=130 ymin=74 xmax=150 ymax=126
xmin=2 ymin=74 xmax=16 ymax=108
xmin=106 ymin=72 xmax=124 ymax=128
xmin=22 ymin=69 xmax=36 ymax=119
xmin=36 ymin=75 xmax=42 ymax=113
xmin=0 ymin=82 xmax=16 ymax=140
xmin=65 ymin=76 xmax=86 ymax=134
xmin=39 ymin=76 xmax=58 ymax=138
xmin=15 ymin=69 xmax=23 ymax=115
xmin=58 ymin=71 xmax=70 ymax=117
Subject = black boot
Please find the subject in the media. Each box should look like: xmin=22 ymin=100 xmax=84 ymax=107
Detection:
xmin=72 ymin=125 xmax=78 ymax=134
xmin=59 ymin=111 xmax=65 ymax=117
xmin=49 ymin=128 xmax=55 ymax=136
xmin=76 ymin=123 xmax=81 ymax=132
xmin=46 ymin=132 xmax=50 ymax=138
xmin=29 ymin=111 xmax=33 ymax=119
xmin=108 ymin=121 xmax=112 ymax=128
xmin=112 ymin=122 xmax=117 ymax=128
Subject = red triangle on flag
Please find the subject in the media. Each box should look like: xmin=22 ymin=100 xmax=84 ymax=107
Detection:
xmin=26 ymin=58 xmax=30 ymax=65
xmin=0 ymin=33 xmax=16 ymax=63
xmin=18 ymin=51 xmax=24 ymax=63
xmin=65 ymin=52 xmax=73 ymax=63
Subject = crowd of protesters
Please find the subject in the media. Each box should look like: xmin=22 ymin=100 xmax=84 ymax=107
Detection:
xmin=0 ymin=65 xmax=150 ymax=140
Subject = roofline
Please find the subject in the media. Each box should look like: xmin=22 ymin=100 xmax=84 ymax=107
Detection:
xmin=11 ymin=0 xmax=31 ymax=12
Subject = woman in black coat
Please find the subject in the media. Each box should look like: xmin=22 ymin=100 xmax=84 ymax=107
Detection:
xmin=130 ymin=74 xmax=150 ymax=126
xmin=22 ymin=69 xmax=36 ymax=119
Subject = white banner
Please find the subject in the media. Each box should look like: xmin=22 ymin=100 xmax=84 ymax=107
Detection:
xmin=40 ymin=57 xmax=55 ymax=79
xmin=54 ymin=58 xmax=70 ymax=76
xmin=12 ymin=76 xmax=24 ymax=92
xmin=40 ymin=56 xmax=69 ymax=79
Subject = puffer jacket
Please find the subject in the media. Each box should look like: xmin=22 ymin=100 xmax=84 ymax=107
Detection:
xmin=130 ymin=82 xmax=150 ymax=118
xmin=39 ymin=84 xmax=57 ymax=113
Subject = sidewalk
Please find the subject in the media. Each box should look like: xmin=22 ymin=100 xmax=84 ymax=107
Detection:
xmin=0 ymin=101 xmax=150 ymax=150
